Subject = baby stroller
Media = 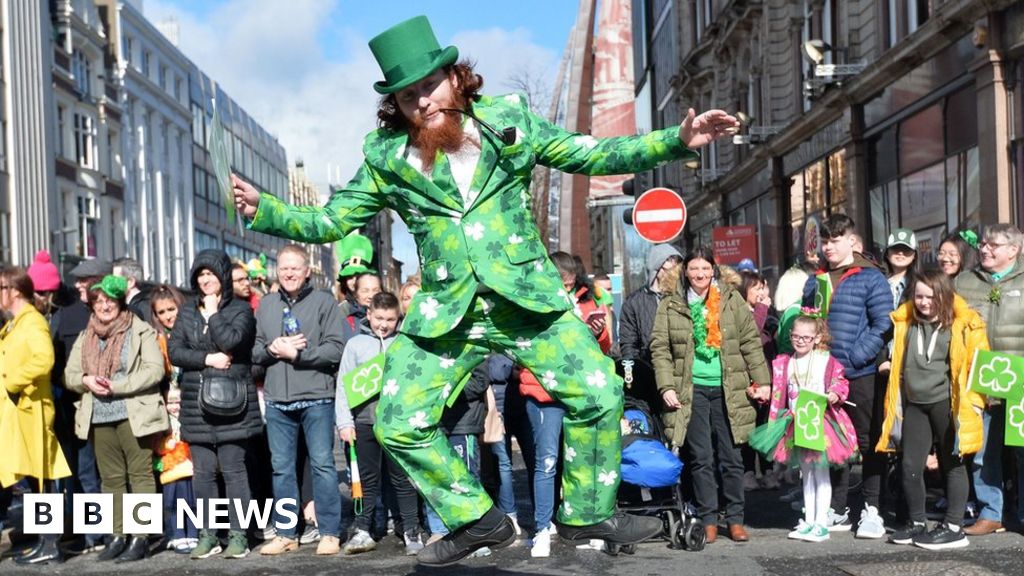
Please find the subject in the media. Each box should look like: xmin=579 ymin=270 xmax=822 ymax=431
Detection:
xmin=614 ymin=397 xmax=706 ymax=553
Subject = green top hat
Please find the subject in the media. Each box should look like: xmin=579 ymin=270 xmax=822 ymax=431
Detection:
xmin=91 ymin=275 xmax=127 ymax=300
xmin=369 ymin=15 xmax=458 ymax=95
xmin=336 ymin=234 xmax=376 ymax=278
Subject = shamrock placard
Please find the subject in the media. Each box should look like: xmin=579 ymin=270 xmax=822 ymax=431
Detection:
xmin=341 ymin=353 xmax=385 ymax=408
xmin=1005 ymin=392 xmax=1024 ymax=448
xmin=794 ymin=388 xmax=828 ymax=451
xmin=967 ymin=349 xmax=1024 ymax=399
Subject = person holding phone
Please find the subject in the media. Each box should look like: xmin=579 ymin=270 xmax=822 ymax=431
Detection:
xmin=517 ymin=251 xmax=612 ymax=558
xmin=65 ymin=275 xmax=168 ymax=563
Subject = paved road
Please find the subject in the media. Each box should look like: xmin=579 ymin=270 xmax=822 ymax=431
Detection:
xmin=4 ymin=457 xmax=1024 ymax=575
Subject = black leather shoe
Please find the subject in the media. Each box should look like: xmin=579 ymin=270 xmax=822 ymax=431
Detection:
xmin=15 ymin=535 xmax=64 ymax=565
xmin=556 ymin=511 xmax=664 ymax=545
xmin=417 ymin=509 xmax=516 ymax=567
xmin=97 ymin=536 xmax=127 ymax=561
xmin=114 ymin=536 xmax=148 ymax=563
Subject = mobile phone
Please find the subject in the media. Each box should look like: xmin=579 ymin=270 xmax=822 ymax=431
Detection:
xmin=585 ymin=309 xmax=606 ymax=323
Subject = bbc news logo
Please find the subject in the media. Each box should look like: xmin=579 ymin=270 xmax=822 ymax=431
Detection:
xmin=23 ymin=494 xmax=299 ymax=535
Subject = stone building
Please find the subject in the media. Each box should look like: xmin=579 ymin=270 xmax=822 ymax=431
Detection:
xmin=631 ymin=0 xmax=1024 ymax=280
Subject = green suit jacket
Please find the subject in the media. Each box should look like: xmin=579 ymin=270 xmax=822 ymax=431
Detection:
xmin=249 ymin=93 xmax=697 ymax=338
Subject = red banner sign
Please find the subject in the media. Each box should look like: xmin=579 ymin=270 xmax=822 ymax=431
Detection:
xmin=712 ymin=225 xmax=759 ymax=265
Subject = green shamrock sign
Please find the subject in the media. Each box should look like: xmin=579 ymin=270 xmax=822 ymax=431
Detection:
xmin=968 ymin=350 xmax=1024 ymax=399
xmin=342 ymin=353 xmax=385 ymax=408
xmin=1005 ymin=392 xmax=1024 ymax=448
xmin=794 ymin=388 xmax=827 ymax=451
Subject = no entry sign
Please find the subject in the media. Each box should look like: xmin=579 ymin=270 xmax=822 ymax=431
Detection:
xmin=633 ymin=187 xmax=687 ymax=243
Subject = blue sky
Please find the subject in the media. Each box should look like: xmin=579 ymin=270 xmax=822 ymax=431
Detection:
xmin=145 ymin=0 xmax=580 ymax=277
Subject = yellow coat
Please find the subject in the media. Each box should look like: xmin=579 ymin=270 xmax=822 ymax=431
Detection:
xmin=876 ymin=295 xmax=988 ymax=456
xmin=0 ymin=304 xmax=71 ymax=488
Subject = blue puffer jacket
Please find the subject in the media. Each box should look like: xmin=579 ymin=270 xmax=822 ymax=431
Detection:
xmin=802 ymin=256 xmax=893 ymax=379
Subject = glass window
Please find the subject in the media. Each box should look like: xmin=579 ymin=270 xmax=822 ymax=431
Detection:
xmin=828 ymin=150 xmax=847 ymax=208
xmin=899 ymin=162 xmax=945 ymax=231
xmin=899 ymin=104 xmax=943 ymax=175
xmin=945 ymin=86 xmax=977 ymax=155
xmin=805 ymin=160 xmax=826 ymax=214
xmin=868 ymin=127 xmax=897 ymax=186
xmin=789 ymin=171 xmax=805 ymax=226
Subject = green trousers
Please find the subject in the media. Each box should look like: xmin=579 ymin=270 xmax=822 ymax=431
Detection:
xmin=92 ymin=420 xmax=155 ymax=535
xmin=374 ymin=294 xmax=623 ymax=531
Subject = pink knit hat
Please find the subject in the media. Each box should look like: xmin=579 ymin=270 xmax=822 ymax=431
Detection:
xmin=27 ymin=250 xmax=61 ymax=292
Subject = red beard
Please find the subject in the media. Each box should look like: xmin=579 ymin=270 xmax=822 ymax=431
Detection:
xmin=410 ymin=107 xmax=466 ymax=169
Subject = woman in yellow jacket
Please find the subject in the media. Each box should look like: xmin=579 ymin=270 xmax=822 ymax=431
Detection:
xmin=0 ymin=266 xmax=71 ymax=565
xmin=876 ymin=269 xmax=987 ymax=551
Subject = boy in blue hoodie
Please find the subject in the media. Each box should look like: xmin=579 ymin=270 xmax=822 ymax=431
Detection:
xmin=802 ymin=214 xmax=893 ymax=538
xmin=336 ymin=292 xmax=423 ymax=555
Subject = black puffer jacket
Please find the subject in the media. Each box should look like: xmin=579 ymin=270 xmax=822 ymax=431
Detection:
xmin=168 ymin=249 xmax=261 ymax=444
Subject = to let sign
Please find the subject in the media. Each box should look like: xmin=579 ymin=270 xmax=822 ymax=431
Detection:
xmin=712 ymin=225 xmax=759 ymax=265
xmin=633 ymin=187 xmax=687 ymax=243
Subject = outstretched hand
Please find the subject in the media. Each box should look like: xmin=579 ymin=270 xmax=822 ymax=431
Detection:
xmin=679 ymin=108 xmax=740 ymax=149
xmin=232 ymin=173 xmax=260 ymax=218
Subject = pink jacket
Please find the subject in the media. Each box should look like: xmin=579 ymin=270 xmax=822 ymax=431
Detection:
xmin=768 ymin=352 xmax=849 ymax=423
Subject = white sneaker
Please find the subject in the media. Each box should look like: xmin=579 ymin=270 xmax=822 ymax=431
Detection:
xmin=826 ymin=507 xmax=853 ymax=532
xmin=804 ymin=524 xmax=830 ymax=543
xmin=788 ymin=520 xmax=813 ymax=541
xmin=343 ymin=529 xmax=377 ymax=554
xmin=530 ymin=527 xmax=551 ymax=558
xmin=743 ymin=471 xmax=759 ymax=491
xmin=855 ymin=505 xmax=886 ymax=539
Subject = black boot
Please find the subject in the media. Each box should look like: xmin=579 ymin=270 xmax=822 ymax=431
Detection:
xmin=97 ymin=535 xmax=127 ymax=561
xmin=114 ymin=536 xmax=148 ymax=563
xmin=555 ymin=511 xmax=664 ymax=545
xmin=417 ymin=507 xmax=516 ymax=567
xmin=15 ymin=534 xmax=64 ymax=566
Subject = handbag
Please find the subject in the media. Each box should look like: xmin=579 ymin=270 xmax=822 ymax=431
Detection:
xmin=198 ymin=373 xmax=248 ymax=418
xmin=482 ymin=387 xmax=505 ymax=444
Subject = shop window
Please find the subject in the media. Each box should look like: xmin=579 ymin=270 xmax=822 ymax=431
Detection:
xmin=899 ymin=162 xmax=945 ymax=231
xmin=869 ymin=183 xmax=896 ymax=255
xmin=828 ymin=150 xmax=847 ymax=207
xmin=945 ymin=87 xmax=977 ymax=155
xmin=899 ymin=104 xmax=943 ymax=175
xmin=868 ymin=127 xmax=897 ymax=187
xmin=789 ymin=171 xmax=805 ymax=226
xmin=805 ymin=160 xmax=827 ymax=213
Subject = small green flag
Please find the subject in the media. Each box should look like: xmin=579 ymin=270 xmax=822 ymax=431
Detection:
xmin=208 ymin=102 xmax=235 ymax=224
xmin=794 ymin=388 xmax=828 ymax=451
xmin=967 ymin=349 xmax=1024 ymax=399
xmin=341 ymin=353 xmax=385 ymax=408
xmin=1005 ymin=392 xmax=1024 ymax=448
xmin=814 ymin=273 xmax=832 ymax=316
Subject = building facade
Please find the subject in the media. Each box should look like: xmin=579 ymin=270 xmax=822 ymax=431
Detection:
xmin=51 ymin=0 xmax=125 ymax=272
xmin=288 ymin=160 xmax=334 ymax=288
xmin=189 ymin=67 xmax=288 ymax=276
xmin=98 ymin=0 xmax=192 ymax=285
xmin=1 ymin=0 xmax=58 ymax=266
xmin=631 ymin=0 xmax=1023 ymax=282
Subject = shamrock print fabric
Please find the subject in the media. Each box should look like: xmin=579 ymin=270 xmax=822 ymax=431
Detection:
xmin=373 ymin=293 xmax=624 ymax=530
xmin=248 ymin=93 xmax=697 ymax=339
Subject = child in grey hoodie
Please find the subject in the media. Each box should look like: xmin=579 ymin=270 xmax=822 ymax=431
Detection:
xmin=336 ymin=292 xmax=423 ymax=555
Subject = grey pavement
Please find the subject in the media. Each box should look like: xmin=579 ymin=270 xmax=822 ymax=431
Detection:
xmin=3 ymin=456 xmax=1024 ymax=575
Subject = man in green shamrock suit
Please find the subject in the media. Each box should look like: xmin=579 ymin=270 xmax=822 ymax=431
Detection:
xmin=233 ymin=15 xmax=739 ymax=566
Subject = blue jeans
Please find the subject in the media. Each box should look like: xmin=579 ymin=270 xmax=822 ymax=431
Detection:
xmin=525 ymin=399 xmax=565 ymax=530
xmin=973 ymin=405 xmax=1005 ymax=521
xmin=490 ymin=439 xmax=517 ymax=515
xmin=426 ymin=434 xmax=479 ymax=536
xmin=265 ymin=402 xmax=341 ymax=538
